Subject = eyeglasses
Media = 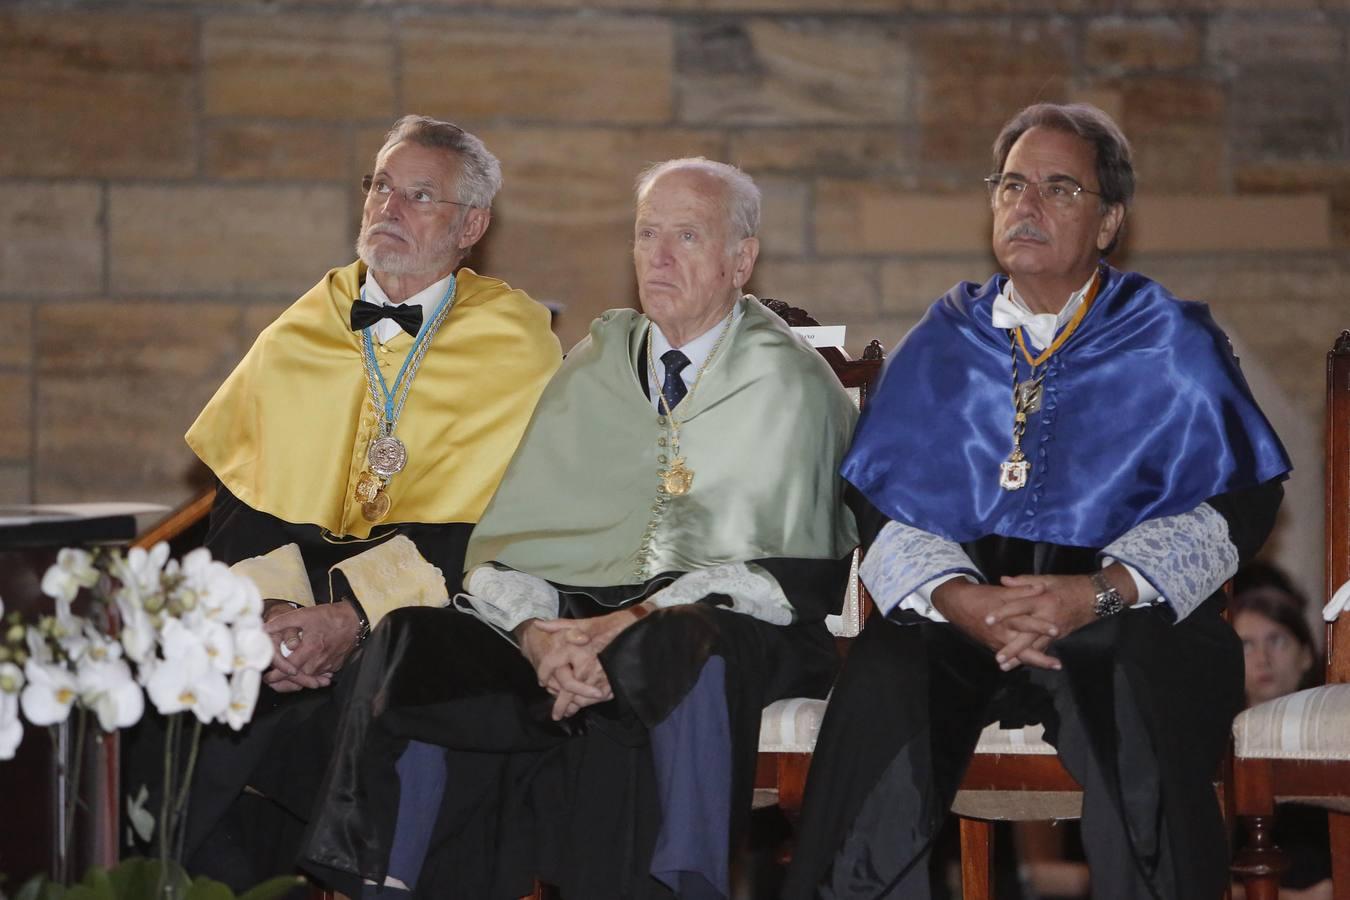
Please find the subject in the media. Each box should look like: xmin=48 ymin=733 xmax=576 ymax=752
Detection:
xmin=984 ymin=174 xmax=1103 ymax=210
xmin=361 ymin=174 xmax=469 ymax=213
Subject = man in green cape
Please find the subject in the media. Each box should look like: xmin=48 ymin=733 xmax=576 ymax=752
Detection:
xmin=300 ymin=158 xmax=858 ymax=899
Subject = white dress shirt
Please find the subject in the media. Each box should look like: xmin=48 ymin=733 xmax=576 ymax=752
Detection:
xmin=646 ymin=301 xmax=743 ymax=412
xmin=362 ymin=272 xmax=455 ymax=345
xmin=989 ymin=272 xmax=1095 ymax=351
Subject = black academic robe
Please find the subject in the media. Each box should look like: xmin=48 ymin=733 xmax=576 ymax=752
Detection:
xmin=299 ymin=554 xmax=849 ymax=900
xmin=783 ymin=480 xmax=1283 ymax=900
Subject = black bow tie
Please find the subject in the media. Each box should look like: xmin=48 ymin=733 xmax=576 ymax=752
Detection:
xmin=350 ymin=299 xmax=423 ymax=337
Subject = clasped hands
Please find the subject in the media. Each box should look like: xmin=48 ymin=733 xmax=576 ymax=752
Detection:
xmin=261 ymin=599 xmax=362 ymax=693
xmin=515 ymin=606 xmax=645 ymax=722
xmin=932 ymin=566 xmax=1133 ymax=672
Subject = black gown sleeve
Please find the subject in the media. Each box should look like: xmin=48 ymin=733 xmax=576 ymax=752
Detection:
xmin=845 ymin=483 xmax=890 ymax=552
xmin=1204 ymin=477 xmax=1285 ymax=565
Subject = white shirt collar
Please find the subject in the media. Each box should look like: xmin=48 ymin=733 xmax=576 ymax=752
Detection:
xmin=647 ymin=299 xmax=743 ymax=411
xmin=362 ymin=272 xmax=454 ymax=344
xmin=990 ymin=271 xmax=1097 ymax=351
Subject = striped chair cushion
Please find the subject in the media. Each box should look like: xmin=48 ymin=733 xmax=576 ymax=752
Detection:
xmin=759 ymin=697 xmax=828 ymax=753
xmin=758 ymin=703 xmax=1057 ymax=756
xmin=1234 ymin=684 xmax=1350 ymax=761
xmin=973 ymin=721 xmax=1057 ymax=755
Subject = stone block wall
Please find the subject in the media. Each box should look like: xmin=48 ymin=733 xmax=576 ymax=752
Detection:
xmin=2 ymin=0 xmax=1347 ymax=604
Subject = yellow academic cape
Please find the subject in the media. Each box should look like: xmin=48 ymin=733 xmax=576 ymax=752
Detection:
xmin=187 ymin=261 xmax=561 ymax=540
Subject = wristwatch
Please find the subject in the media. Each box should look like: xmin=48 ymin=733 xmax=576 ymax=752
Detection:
xmin=1090 ymin=570 xmax=1125 ymax=618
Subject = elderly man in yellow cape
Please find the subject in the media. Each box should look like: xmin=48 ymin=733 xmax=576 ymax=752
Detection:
xmin=296 ymin=159 xmax=858 ymax=900
xmin=138 ymin=117 xmax=561 ymax=890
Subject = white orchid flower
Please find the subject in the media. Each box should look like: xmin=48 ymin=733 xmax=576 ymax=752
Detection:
xmin=198 ymin=619 xmax=235 ymax=674
xmin=81 ymin=623 xmax=123 ymax=664
xmin=117 ymin=596 xmax=156 ymax=667
xmin=20 ymin=659 xmax=78 ymax=726
xmin=230 ymin=624 xmax=273 ymax=674
xmin=53 ymin=611 xmax=91 ymax=664
xmin=113 ymin=543 xmax=171 ymax=605
xmin=145 ymin=656 xmax=229 ymax=722
xmin=25 ymin=627 xmax=52 ymax=666
xmin=40 ymin=548 xmax=98 ymax=604
xmin=182 ymin=550 xmax=261 ymax=626
xmin=78 ymin=656 xmax=144 ymax=732
xmin=0 ymin=689 xmax=22 ymax=760
xmin=144 ymin=620 xmax=230 ymax=723
xmin=225 ymin=668 xmax=261 ymax=731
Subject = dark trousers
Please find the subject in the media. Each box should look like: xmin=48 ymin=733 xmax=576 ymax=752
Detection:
xmin=785 ymin=599 xmax=1243 ymax=900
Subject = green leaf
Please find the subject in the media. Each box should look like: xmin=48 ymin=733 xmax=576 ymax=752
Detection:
xmin=182 ymin=876 xmax=235 ymax=900
xmin=63 ymin=866 xmax=115 ymax=899
xmin=104 ymin=858 xmax=187 ymax=899
xmin=236 ymin=876 xmax=306 ymax=900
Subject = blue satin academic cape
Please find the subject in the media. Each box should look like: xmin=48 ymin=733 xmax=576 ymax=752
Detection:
xmin=842 ymin=267 xmax=1292 ymax=549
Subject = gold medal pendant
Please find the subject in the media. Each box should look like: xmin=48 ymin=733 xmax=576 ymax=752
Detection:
xmin=662 ymin=457 xmax=694 ymax=496
xmin=354 ymin=471 xmax=382 ymax=504
xmin=362 ymin=488 xmax=391 ymax=523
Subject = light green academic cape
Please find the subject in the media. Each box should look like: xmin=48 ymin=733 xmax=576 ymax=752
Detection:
xmin=465 ymin=298 xmax=859 ymax=587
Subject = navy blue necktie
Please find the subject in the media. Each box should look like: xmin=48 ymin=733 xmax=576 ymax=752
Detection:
xmin=660 ymin=349 xmax=691 ymax=411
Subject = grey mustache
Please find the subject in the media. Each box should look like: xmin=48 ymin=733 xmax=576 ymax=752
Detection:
xmin=368 ymin=224 xmax=407 ymax=240
xmin=1004 ymin=222 xmax=1049 ymax=243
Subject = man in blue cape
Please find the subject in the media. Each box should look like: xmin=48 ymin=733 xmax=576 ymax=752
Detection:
xmin=785 ymin=103 xmax=1291 ymax=899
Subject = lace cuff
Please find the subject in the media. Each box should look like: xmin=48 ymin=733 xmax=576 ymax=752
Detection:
xmin=230 ymin=543 xmax=315 ymax=607
xmin=328 ymin=536 xmax=448 ymax=628
xmin=1100 ymin=502 xmax=1238 ymax=623
xmin=461 ymin=565 xmax=560 ymax=634
xmin=859 ymin=521 xmax=981 ymax=618
xmin=645 ymin=562 xmax=794 ymax=625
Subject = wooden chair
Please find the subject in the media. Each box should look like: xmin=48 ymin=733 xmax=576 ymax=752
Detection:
xmin=953 ymin=627 xmax=1238 ymax=900
xmin=752 ymin=300 xmax=1237 ymax=900
xmin=1231 ymin=329 xmax=1350 ymax=900
xmin=754 ymin=297 xmax=885 ymax=825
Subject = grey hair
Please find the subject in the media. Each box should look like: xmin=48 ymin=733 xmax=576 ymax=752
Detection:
xmin=992 ymin=103 xmax=1134 ymax=255
xmin=376 ymin=115 xmax=502 ymax=209
xmin=635 ymin=157 xmax=761 ymax=242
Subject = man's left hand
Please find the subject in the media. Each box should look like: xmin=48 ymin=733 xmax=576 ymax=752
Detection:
xmin=986 ymin=565 xmax=1137 ymax=668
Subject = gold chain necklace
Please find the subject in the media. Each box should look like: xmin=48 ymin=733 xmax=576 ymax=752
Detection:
xmin=997 ymin=270 xmax=1101 ymax=491
xmin=998 ymin=332 xmax=1047 ymax=491
xmin=645 ymin=309 xmax=735 ymax=496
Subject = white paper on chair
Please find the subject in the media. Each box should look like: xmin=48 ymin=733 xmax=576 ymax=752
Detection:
xmin=791 ymin=325 xmax=846 ymax=348
xmin=1325 ymin=578 xmax=1350 ymax=621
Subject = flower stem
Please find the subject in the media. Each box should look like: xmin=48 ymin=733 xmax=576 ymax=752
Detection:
xmin=171 ymin=718 xmax=203 ymax=864
xmin=156 ymin=713 xmax=180 ymax=895
xmin=62 ymin=707 xmax=87 ymax=879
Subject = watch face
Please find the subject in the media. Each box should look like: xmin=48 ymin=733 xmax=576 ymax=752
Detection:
xmin=1094 ymin=590 xmax=1123 ymax=617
